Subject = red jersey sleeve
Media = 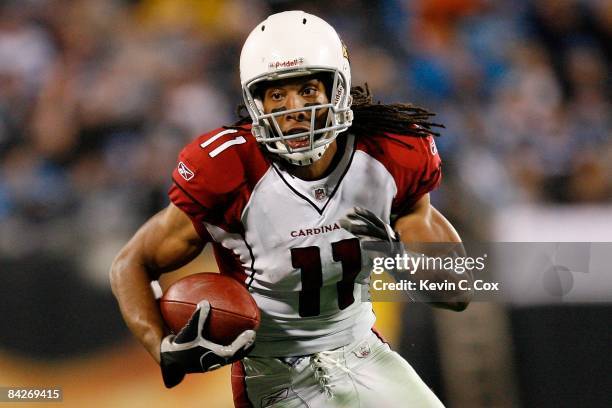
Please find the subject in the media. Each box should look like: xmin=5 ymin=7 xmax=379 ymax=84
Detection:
xmin=168 ymin=126 xmax=269 ymax=238
xmin=357 ymin=132 xmax=442 ymax=216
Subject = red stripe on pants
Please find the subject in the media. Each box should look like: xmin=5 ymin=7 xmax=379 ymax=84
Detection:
xmin=231 ymin=360 xmax=253 ymax=408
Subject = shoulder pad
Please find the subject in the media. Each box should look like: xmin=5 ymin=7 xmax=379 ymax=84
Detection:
xmin=356 ymin=132 xmax=442 ymax=214
xmin=172 ymin=126 xmax=269 ymax=208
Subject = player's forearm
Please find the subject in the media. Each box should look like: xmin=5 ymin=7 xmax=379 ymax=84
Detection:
xmin=398 ymin=249 xmax=473 ymax=311
xmin=109 ymin=252 xmax=166 ymax=364
xmin=395 ymin=206 xmax=473 ymax=310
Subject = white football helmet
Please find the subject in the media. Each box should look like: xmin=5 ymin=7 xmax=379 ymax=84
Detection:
xmin=240 ymin=11 xmax=353 ymax=165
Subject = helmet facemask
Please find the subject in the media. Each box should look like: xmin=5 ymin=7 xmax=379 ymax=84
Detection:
xmin=243 ymin=68 xmax=353 ymax=166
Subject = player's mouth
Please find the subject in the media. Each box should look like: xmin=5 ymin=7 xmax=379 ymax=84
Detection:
xmin=284 ymin=128 xmax=310 ymax=149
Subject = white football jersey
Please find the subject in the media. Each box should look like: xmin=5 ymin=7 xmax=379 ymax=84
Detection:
xmin=169 ymin=125 xmax=441 ymax=357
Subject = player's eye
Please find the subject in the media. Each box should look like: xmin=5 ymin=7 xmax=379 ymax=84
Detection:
xmin=302 ymin=86 xmax=317 ymax=97
xmin=269 ymin=91 xmax=283 ymax=101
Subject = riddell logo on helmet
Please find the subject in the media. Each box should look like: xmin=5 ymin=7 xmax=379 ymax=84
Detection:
xmin=334 ymin=84 xmax=344 ymax=104
xmin=268 ymin=58 xmax=304 ymax=69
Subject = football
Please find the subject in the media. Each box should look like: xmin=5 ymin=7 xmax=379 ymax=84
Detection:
xmin=160 ymin=272 xmax=260 ymax=345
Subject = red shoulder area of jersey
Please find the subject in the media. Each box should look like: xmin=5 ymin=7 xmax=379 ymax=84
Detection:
xmin=169 ymin=125 xmax=270 ymax=233
xmin=356 ymin=130 xmax=442 ymax=214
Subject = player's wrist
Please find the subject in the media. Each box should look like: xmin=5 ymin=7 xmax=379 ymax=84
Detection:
xmin=143 ymin=327 xmax=166 ymax=364
xmin=160 ymin=345 xmax=187 ymax=388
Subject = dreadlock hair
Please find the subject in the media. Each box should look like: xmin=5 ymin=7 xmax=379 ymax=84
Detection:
xmin=231 ymin=83 xmax=444 ymax=139
xmin=348 ymin=84 xmax=444 ymax=138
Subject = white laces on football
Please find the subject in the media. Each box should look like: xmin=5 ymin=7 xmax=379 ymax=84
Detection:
xmin=309 ymin=351 xmax=353 ymax=399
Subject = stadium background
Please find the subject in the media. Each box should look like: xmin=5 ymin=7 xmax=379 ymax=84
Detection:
xmin=0 ymin=0 xmax=610 ymax=407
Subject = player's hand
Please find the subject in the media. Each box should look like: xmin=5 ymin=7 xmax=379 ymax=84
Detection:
xmin=159 ymin=300 xmax=256 ymax=388
xmin=339 ymin=207 xmax=405 ymax=284
xmin=339 ymin=207 xmax=402 ymax=251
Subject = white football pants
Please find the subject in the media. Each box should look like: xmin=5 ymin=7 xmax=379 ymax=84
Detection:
xmin=239 ymin=331 xmax=445 ymax=408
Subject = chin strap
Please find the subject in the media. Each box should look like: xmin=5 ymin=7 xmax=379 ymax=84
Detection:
xmin=275 ymin=142 xmax=330 ymax=166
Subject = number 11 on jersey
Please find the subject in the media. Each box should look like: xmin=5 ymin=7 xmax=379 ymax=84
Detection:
xmin=291 ymin=238 xmax=362 ymax=317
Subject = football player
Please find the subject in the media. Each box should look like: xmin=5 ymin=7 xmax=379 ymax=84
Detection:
xmin=110 ymin=10 xmax=471 ymax=408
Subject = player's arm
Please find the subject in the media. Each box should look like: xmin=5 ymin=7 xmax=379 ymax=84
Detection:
xmin=109 ymin=203 xmax=205 ymax=363
xmin=341 ymin=194 xmax=472 ymax=312
xmin=394 ymin=194 xmax=460 ymax=245
xmin=394 ymin=193 xmax=472 ymax=311
xmin=110 ymin=202 xmax=256 ymax=388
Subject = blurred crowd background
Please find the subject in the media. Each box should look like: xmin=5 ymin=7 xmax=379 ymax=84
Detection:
xmin=0 ymin=0 xmax=610 ymax=407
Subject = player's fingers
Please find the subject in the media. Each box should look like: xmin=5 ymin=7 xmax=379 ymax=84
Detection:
xmin=355 ymin=207 xmax=388 ymax=230
xmin=358 ymin=217 xmax=395 ymax=242
xmin=343 ymin=207 xmax=370 ymax=223
xmin=350 ymin=224 xmax=381 ymax=238
xmin=353 ymin=206 xmax=374 ymax=218
xmin=160 ymin=335 xmax=176 ymax=352
xmin=218 ymin=330 xmax=256 ymax=357
xmin=234 ymin=329 xmax=256 ymax=350
xmin=338 ymin=217 xmax=357 ymax=232
xmin=341 ymin=219 xmax=387 ymax=241
xmin=341 ymin=210 xmax=377 ymax=230
xmin=195 ymin=300 xmax=211 ymax=337
xmin=345 ymin=213 xmax=370 ymax=226
xmin=347 ymin=208 xmax=386 ymax=231
xmin=195 ymin=300 xmax=211 ymax=317
xmin=175 ymin=301 xmax=210 ymax=343
xmin=345 ymin=211 xmax=373 ymax=225
xmin=339 ymin=217 xmax=368 ymax=235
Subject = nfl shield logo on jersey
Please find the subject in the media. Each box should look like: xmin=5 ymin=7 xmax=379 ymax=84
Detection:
xmin=313 ymin=185 xmax=327 ymax=201
xmin=353 ymin=341 xmax=371 ymax=358
xmin=177 ymin=161 xmax=194 ymax=181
